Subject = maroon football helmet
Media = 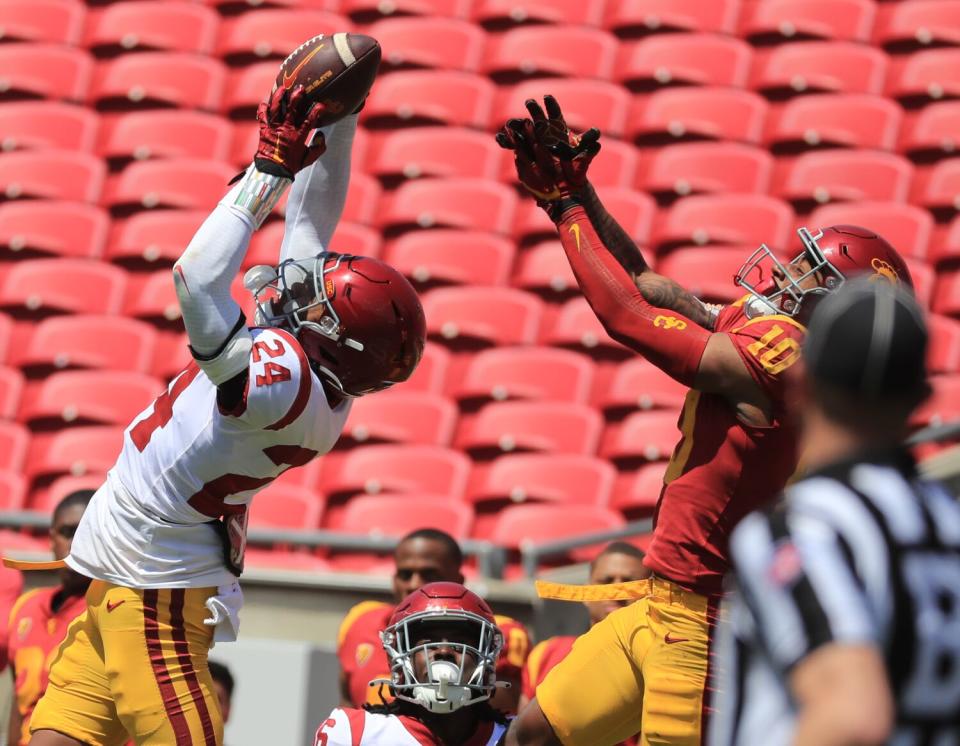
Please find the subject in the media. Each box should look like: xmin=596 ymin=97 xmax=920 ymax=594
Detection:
xmin=735 ymin=224 xmax=914 ymax=319
xmin=378 ymin=582 xmax=503 ymax=713
xmin=245 ymin=252 xmax=426 ymax=397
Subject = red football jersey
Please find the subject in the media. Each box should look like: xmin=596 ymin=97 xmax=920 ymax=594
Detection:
xmin=644 ymin=300 xmax=805 ymax=596
xmin=523 ymin=635 xmax=638 ymax=746
xmin=8 ymin=586 xmax=86 ymax=746
xmin=337 ymin=601 xmax=531 ymax=708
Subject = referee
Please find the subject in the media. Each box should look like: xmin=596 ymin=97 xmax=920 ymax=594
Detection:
xmin=709 ymin=278 xmax=960 ymax=746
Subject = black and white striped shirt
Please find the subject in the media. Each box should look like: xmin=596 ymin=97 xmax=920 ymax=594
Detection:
xmin=709 ymin=449 xmax=960 ymax=746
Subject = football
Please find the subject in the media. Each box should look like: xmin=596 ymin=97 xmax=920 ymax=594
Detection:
xmin=274 ymin=33 xmax=381 ymax=128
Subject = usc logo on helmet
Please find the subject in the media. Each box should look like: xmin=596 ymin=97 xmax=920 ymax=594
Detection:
xmin=870 ymin=258 xmax=900 ymax=284
xmin=654 ymin=315 xmax=688 ymax=330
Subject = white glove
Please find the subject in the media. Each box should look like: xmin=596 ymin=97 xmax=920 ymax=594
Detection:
xmin=203 ymin=581 xmax=244 ymax=646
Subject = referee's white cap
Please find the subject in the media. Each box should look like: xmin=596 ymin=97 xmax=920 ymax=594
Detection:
xmin=804 ymin=278 xmax=928 ymax=400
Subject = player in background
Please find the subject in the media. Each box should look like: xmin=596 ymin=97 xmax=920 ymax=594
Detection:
xmin=208 ymin=661 xmax=234 ymax=726
xmin=26 ymin=66 xmax=425 ymax=746
xmin=710 ymin=280 xmax=960 ymax=746
xmin=338 ymin=529 xmax=530 ymax=714
xmin=7 ymin=491 xmax=92 ymax=746
xmin=496 ymin=96 xmax=915 ymax=746
xmin=318 ymin=582 xmax=510 ymax=746
xmin=520 ymin=542 xmax=648 ymax=716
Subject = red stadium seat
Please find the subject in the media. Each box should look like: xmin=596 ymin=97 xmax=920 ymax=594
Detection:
xmin=215 ymin=10 xmax=352 ymax=65
xmin=611 ymin=462 xmax=667 ymax=519
xmin=469 ymin=454 xmax=616 ymax=508
xmin=455 ymin=401 xmax=603 ymax=458
xmin=599 ymin=410 xmax=681 ymax=468
xmin=369 ymin=17 xmax=486 ymax=71
xmin=928 ymin=314 xmax=960 ymax=374
xmin=738 ymin=0 xmax=875 ymax=45
xmin=627 ymin=87 xmax=768 ymax=146
xmin=473 ymin=0 xmax=604 ymax=29
xmin=248 ymin=483 xmax=322 ymax=530
xmin=656 ymin=246 xmax=753 ymax=304
xmin=341 ymin=392 xmax=458 ymax=447
xmin=494 ymin=79 xmax=631 ymax=139
xmin=340 ymin=0 xmax=471 ymax=24
xmin=806 ymin=202 xmax=935 ymax=262
xmin=403 ymin=342 xmax=450 ymax=395
xmin=89 ymin=53 xmax=226 ymax=112
xmin=150 ymin=331 xmax=191 ymax=380
xmin=221 ymin=62 xmax=276 ymax=120
xmin=21 ymin=370 xmax=161 ymax=429
xmin=765 ymin=94 xmax=903 ymax=153
xmin=639 ymin=142 xmax=774 ymax=200
xmin=651 ymin=194 xmax=794 ymax=254
xmin=0 ymin=259 xmax=127 ymax=318
xmin=105 ymin=210 xmax=205 ymax=269
xmin=604 ymin=0 xmax=740 ymax=37
xmin=899 ymin=102 xmax=960 ymax=162
xmin=339 ymin=494 xmax=473 ymax=539
xmin=383 ymin=230 xmax=514 ymax=289
xmin=24 ymin=426 xmax=123 ymax=483
xmin=28 ymin=474 xmax=104 ymax=514
xmin=932 ymin=215 xmax=960 ymax=267
xmin=422 ymin=287 xmax=543 ymax=349
xmin=873 ymin=0 xmax=960 ymax=54
xmin=245 ymin=221 xmax=383 ymax=270
xmin=0 ymin=422 xmax=29 ymax=472
xmin=511 ymin=240 xmax=579 ymax=302
xmin=905 ymin=258 xmax=936 ymax=310
xmin=0 ymin=201 xmax=109 ymax=261
xmin=98 ymin=111 xmax=232 ymax=169
xmin=322 ymin=445 xmax=470 ymax=503
xmin=124 ymin=270 xmax=184 ymax=328
xmin=750 ymin=42 xmax=888 ymax=99
xmin=0 ymin=102 xmax=98 ymax=152
xmin=0 ymin=366 xmax=23 ymax=419
xmin=453 ymin=347 xmax=595 ymax=407
xmin=0 ymin=472 xmax=27 ymax=512
xmin=616 ymin=33 xmax=752 ymax=91
xmin=595 ymin=358 xmax=688 ymax=419
xmin=772 ymin=151 xmax=914 ymax=210
xmin=363 ymin=71 xmax=496 ymax=129
xmin=911 ymin=159 xmax=960 ymax=221
xmin=0 ymin=0 xmax=84 ymax=44
xmin=911 ymin=374 xmax=960 ymax=427
xmin=0 ymin=150 xmax=105 ymax=203
xmin=481 ymin=26 xmax=618 ymax=82
xmin=12 ymin=315 xmax=155 ymax=376
xmin=85 ymin=2 xmax=220 ymax=56
xmin=329 ymin=222 xmax=382 ymax=259
xmin=934 ymin=270 xmax=960 ymax=318
xmin=886 ymin=49 xmax=960 ymax=109
xmin=370 ymin=127 xmax=504 ymax=182
xmin=544 ymin=297 xmax=630 ymax=361
xmin=0 ymin=44 xmax=93 ymax=102
xmin=378 ymin=178 xmax=517 ymax=235
xmin=335 ymin=173 xmax=382 ymax=227
xmin=484 ymin=503 xmax=624 ymax=564
xmin=0 ymin=313 xmax=11 ymax=364
xmin=104 ymin=159 xmax=236 ymax=215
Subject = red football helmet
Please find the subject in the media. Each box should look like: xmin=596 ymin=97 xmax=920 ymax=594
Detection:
xmin=735 ymin=224 xmax=914 ymax=319
xmin=245 ymin=252 xmax=426 ymax=397
xmin=377 ymin=582 xmax=503 ymax=714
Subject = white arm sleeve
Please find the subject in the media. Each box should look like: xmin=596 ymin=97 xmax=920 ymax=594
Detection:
xmin=172 ymin=182 xmax=257 ymax=385
xmin=280 ymin=113 xmax=358 ymax=262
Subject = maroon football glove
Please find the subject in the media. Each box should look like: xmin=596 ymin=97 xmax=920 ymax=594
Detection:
xmin=255 ymin=85 xmax=327 ymax=179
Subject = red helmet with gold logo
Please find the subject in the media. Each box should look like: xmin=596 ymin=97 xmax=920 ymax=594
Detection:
xmin=736 ymin=224 xmax=914 ymax=319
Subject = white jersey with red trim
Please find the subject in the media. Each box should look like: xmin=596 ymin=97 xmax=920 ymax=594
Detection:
xmin=315 ymin=708 xmax=509 ymax=746
xmin=67 ymin=327 xmax=351 ymax=589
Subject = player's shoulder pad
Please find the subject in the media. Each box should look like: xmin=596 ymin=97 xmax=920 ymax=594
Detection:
xmin=338 ymin=600 xmax=392 ymax=647
xmin=8 ymin=587 xmax=49 ymax=627
xmin=315 ymin=708 xmax=366 ymax=746
xmin=231 ymin=327 xmax=315 ymax=430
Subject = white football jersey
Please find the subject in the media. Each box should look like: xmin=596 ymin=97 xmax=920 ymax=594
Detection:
xmin=67 ymin=327 xmax=351 ymax=588
xmin=315 ymin=708 xmax=509 ymax=746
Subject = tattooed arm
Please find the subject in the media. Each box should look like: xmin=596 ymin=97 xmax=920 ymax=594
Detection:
xmin=577 ymin=183 xmax=718 ymax=331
